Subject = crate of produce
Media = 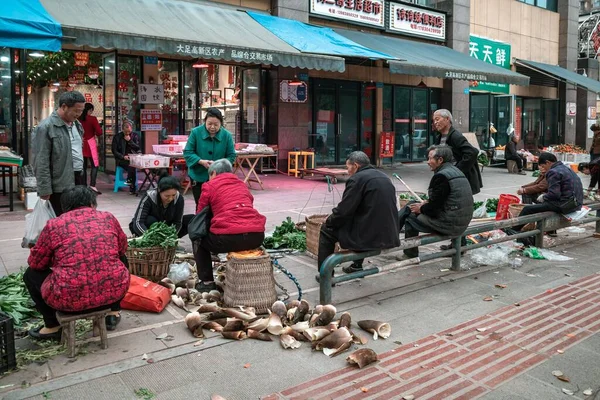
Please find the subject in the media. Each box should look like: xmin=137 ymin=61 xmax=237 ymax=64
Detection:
xmin=574 ymin=153 xmax=590 ymax=164
xmin=152 ymin=144 xmax=182 ymax=154
xmin=0 ymin=311 xmax=16 ymax=373
xmin=129 ymin=155 xmax=170 ymax=169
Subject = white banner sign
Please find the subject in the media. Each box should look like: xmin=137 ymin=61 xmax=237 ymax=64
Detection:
xmin=138 ymin=84 xmax=164 ymax=105
xmin=310 ymin=0 xmax=385 ymax=28
xmin=388 ymin=2 xmax=446 ymax=41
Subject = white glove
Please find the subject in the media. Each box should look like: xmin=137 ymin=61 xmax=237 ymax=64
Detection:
xmin=536 ymin=194 xmax=545 ymax=203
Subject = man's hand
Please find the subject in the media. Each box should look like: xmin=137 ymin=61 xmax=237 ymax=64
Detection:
xmin=537 ymin=194 xmax=545 ymax=203
xmin=40 ymin=195 xmax=50 ymax=201
xmin=517 ymin=187 xmax=524 ymax=195
xmin=409 ymin=202 xmax=424 ymax=215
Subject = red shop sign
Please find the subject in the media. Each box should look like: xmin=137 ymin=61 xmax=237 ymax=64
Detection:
xmin=380 ymin=132 xmax=395 ymax=159
xmin=73 ymin=70 xmax=85 ymax=83
xmin=140 ymin=109 xmax=162 ymax=131
xmin=74 ymin=52 xmax=89 ymax=67
xmin=87 ymin=65 xmax=99 ymax=80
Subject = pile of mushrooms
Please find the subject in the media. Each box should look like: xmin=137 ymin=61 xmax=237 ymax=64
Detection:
xmin=184 ymin=299 xmax=390 ymax=369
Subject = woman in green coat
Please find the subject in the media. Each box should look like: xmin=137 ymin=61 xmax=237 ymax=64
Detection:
xmin=183 ymin=108 xmax=237 ymax=206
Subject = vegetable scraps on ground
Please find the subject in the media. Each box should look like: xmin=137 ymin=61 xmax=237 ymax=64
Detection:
xmin=263 ymin=217 xmax=306 ymax=251
xmin=128 ymin=222 xmax=178 ymax=248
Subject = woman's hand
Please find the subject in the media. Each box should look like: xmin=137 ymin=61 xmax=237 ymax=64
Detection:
xmin=198 ymin=160 xmax=213 ymax=169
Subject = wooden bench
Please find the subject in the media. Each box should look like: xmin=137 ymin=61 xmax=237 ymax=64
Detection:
xmin=56 ymin=309 xmax=110 ymax=358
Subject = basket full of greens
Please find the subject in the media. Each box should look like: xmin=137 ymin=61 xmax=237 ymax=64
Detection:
xmin=126 ymin=222 xmax=178 ymax=282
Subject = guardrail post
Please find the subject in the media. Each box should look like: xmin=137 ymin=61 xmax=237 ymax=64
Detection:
xmin=596 ymin=209 xmax=600 ymax=235
xmin=451 ymin=236 xmax=462 ymax=271
xmin=319 ymin=257 xmax=335 ymax=305
xmin=535 ymin=219 xmax=545 ymax=248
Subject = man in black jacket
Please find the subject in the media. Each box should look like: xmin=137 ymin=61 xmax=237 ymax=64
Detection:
xmin=111 ymin=120 xmax=141 ymax=192
xmin=433 ymin=109 xmax=482 ymax=195
xmin=398 ymin=145 xmax=474 ymax=258
xmin=505 ymin=134 xmax=527 ymax=175
xmin=318 ymin=151 xmax=400 ymax=274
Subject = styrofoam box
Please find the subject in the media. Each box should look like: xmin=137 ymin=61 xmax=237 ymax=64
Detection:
xmin=25 ymin=192 xmax=39 ymax=211
xmin=152 ymin=144 xmax=182 ymax=154
xmin=130 ymin=155 xmax=170 ymax=168
xmin=167 ymin=135 xmax=189 ymax=141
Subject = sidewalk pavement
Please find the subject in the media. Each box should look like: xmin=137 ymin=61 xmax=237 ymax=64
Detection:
xmin=0 ymin=164 xmax=598 ymax=399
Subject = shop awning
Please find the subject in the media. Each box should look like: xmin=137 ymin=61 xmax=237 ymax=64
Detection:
xmin=336 ymin=29 xmax=530 ymax=86
xmin=515 ymin=59 xmax=600 ymax=93
xmin=38 ymin=0 xmax=345 ymax=72
xmin=0 ymin=0 xmax=62 ymax=52
xmin=247 ymin=12 xmax=394 ymax=60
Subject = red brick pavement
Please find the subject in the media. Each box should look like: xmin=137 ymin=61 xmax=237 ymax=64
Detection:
xmin=264 ymin=273 xmax=600 ymax=400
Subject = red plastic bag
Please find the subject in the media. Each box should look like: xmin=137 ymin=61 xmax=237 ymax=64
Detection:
xmin=495 ymin=194 xmax=520 ymax=220
xmin=121 ymin=275 xmax=171 ymax=313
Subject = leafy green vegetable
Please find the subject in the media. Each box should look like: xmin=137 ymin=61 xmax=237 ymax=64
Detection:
xmin=473 ymin=198 xmax=499 ymax=213
xmin=263 ymin=217 xmax=307 ymax=251
xmin=128 ymin=222 xmax=178 ymax=249
xmin=135 ymin=388 xmax=156 ymax=399
xmin=398 ymin=193 xmax=429 ymax=200
xmin=0 ymin=271 xmax=40 ymax=326
xmin=478 ymin=152 xmax=490 ymax=166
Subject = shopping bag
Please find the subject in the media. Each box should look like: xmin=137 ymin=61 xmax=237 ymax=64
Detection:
xmin=120 ymin=275 xmax=171 ymax=313
xmin=21 ymin=199 xmax=56 ymax=248
xmin=188 ymin=206 xmax=212 ymax=241
xmin=87 ymin=137 xmax=99 ymax=167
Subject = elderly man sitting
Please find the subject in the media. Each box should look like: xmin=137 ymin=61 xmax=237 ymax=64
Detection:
xmin=398 ymin=145 xmax=474 ymax=259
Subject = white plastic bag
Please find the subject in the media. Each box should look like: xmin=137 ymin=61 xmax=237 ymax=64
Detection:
xmin=538 ymin=249 xmax=572 ymax=261
xmin=21 ymin=199 xmax=56 ymax=248
xmin=473 ymin=199 xmax=488 ymax=219
xmin=167 ymin=262 xmax=192 ymax=284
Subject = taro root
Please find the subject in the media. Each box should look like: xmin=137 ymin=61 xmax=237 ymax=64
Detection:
xmin=357 ymin=320 xmax=391 ymax=340
xmin=346 ymin=348 xmax=378 ymax=368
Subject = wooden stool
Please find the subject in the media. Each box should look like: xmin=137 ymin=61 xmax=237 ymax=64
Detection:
xmin=288 ymin=151 xmax=315 ymax=177
xmin=56 ymin=309 xmax=110 ymax=358
xmin=507 ymin=160 xmax=519 ymax=174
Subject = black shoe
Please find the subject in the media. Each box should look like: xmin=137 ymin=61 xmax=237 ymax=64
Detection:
xmin=105 ymin=314 xmax=121 ymax=331
xmin=89 ymin=186 xmax=102 ymax=195
xmin=342 ymin=262 xmax=364 ymax=274
xmin=195 ymin=281 xmax=217 ymax=293
xmin=126 ymin=178 xmax=133 ymax=184
xmin=440 ymin=239 xmax=467 ymax=251
xmin=28 ymin=325 xmax=62 ymax=341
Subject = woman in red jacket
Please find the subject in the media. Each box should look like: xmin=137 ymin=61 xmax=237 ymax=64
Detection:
xmin=193 ymin=159 xmax=266 ymax=292
xmin=24 ymin=186 xmax=130 ymax=340
xmin=78 ymin=103 xmax=103 ymax=194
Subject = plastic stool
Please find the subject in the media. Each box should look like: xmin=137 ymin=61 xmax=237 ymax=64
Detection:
xmin=114 ymin=166 xmax=138 ymax=192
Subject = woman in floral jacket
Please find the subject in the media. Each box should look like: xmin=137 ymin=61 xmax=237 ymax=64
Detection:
xmin=24 ymin=186 xmax=130 ymax=340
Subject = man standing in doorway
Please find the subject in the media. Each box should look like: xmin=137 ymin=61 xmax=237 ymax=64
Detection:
xmin=34 ymin=91 xmax=86 ymax=216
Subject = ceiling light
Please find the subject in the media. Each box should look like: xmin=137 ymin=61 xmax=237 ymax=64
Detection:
xmin=184 ymin=85 xmax=190 ymax=88
xmin=29 ymin=52 xmax=44 ymax=58
xmin=247 ymin=86 xmax=258 ymax=90
xmin=192 ymin=60 xmax=209 ymax=68
xmin=52 ymin=82 xmax=60 ymax=86
xmin=14 ymin=70 xmax=21 ymax=74
xmin=1 ymin=75 xmax=10 ymax=79
xmin=108 ymin=60 xmax=115 ymax=64
xmin=63 ymin=59 xmax=67 ymax=64
xmin=48 ymin=66 xmax=53 ymax=71
xmin=0 ymin=56 xmax=8 ymax=62
xmin=43 ymin=69 xmax=48 ymax=73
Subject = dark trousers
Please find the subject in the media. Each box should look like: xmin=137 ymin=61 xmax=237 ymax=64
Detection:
xmin=82 ymin=157 xmax=98 ymax=187
xmin=192 ymin=181 xmax=204 ymax=208
xmin=514 ymin=202 xmax=562 ymax=231
xmin=317 ymin=224 xmax=363 ymax=272
xmin=144 ymin=214 xmax=194 ymax=238
xmin=521 ymin=193 xmax=540 ymax=204
xmin=117 ymin=160 xmax=137 ymax=184
xmin=193 ymin=232 xmax=265 ymax=282
xmin=48 ymin=172 xmax=83 ymax=216
xmin=506 ymin=155 xmax=525 ymax=171
xmin=402 ymin=213 xmax=436 ymax=257
xmin=23 ymin=268 xmax=121 ymax=328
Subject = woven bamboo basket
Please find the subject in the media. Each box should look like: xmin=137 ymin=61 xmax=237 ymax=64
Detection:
xmin=223 ymin=249 xmax=276 ymax=314
xmin=125 ymin=246 xmax=176 ymax=282
xmin=508 ymin=203 xmax=527 ymax=219
xmin=397 ymin=191 xmax=427 ymax=209
xmin=305 ymin=214 xmax=329 ymax=258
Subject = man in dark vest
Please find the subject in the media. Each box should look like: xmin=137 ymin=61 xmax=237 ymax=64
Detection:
xmin=318 ymin=151 xmax=400 ymax=274
xmin=398 ymin=145 xmax=474 ymax=259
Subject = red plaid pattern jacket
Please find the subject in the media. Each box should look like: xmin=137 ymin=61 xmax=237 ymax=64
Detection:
xmin=28 ymin=207 xmax=130 ymax=312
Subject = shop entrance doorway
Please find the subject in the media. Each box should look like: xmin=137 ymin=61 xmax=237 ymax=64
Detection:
xmin=312 ymin=80 xmax=361 ymax=165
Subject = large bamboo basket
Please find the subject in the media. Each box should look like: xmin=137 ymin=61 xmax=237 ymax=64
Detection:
xmin=125 ymin=246 xmax=176 ymax=282
xmin=397 ymin=191 xmax=427 ymax=209
xmin=508 ymin=203 xmax=527 ymax=219
xmin=224 ymin=249 xmax=276 ymax=314
xmin=305 ymin=214 xmax=329 ymax=258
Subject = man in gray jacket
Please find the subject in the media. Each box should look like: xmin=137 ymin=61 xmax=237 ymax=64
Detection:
xmin=398 ymin=145 xmax=474 ymax=258
xmin=34 ymin=91 xmax=86 ymax=216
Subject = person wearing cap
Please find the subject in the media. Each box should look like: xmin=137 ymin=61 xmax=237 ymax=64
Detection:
xmin=183 ymin=108 xmax=237 ymax=206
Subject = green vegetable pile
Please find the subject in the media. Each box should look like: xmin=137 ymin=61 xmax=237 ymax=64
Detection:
xmin=478 ymin=152 xmax=490 ymax=166
xmin=473 ymin=197 xmax=499 ymax=213
xmin=398 ymin=193 xmax=429 ymax=200
xmin=263 ymin=217 xmax=307 ymax=251
xmin=129 ymin=222 xmax=178 ymax=248
xmin=0 ymin=271 xmax=40 ymax=326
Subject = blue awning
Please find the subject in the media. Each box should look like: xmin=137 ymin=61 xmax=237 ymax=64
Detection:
xmin=247 ymin=11 xmax=394 ymax=60
xmin=0 ymin=0 xmax=62 ymax=52
xmin=515 ymin=59 xmax=600 ymax=93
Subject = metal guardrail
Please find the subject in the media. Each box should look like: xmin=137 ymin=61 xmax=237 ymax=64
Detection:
xmin=318 ymin=204 xmax=600 ymax=304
